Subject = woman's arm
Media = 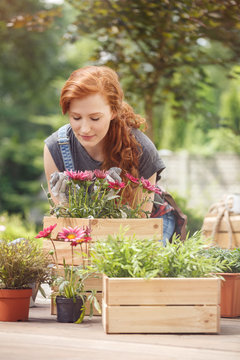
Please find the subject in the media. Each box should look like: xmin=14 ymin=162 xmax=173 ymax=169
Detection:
xmin=43 ymin=144 xmax=59 ymax=203
xmin=138 ymin=172 xmax=157 ymax=217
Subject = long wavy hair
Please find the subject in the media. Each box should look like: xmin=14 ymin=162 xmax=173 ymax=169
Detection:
xmin=60 ymin=66 xmax=147 ymax=204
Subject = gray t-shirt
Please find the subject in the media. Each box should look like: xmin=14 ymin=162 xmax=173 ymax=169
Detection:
xmin=44 ymin=125 xmax=165 ymax=181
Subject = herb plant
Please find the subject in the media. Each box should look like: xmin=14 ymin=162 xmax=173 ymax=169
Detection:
xmin=90 ymin=227 xmax=162 ymax=278
xmin=90 ymin=229 xmax=224 ymax=278
xmin=0 ymin=239 xmax=51 ymax=289
xmin=202 ymin=247 xmax=240 ymax=273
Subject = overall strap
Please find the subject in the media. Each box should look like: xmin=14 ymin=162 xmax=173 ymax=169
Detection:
xmin=57 ymin=124 xmax=75 ymax=171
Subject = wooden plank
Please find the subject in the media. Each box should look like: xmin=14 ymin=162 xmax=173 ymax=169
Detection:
xmin=202 ymin=215 xmax=240 ymax=232
xmin=84 ymin=274 xmax=102 ymax=292
xmin=89 ymin=218 xmax=163 ymax=240
xmin=103 ymin=276 xmax=221 ymax=306
xmin=203 ymin=231 xmax=240 ymax=249
xmin=103 ymin=301 xmax=220 ymax=334
xmin=43 ymin=216 xmax=163 ymax=241
xmin=43 ymin=216 xmax=90 ymax=240
xmin=42 ymin=239 xmax=89 ymax=266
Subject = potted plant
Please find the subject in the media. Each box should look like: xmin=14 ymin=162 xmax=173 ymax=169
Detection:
xmin=0 ymin=238 xmax=51 ymax=322
xmin=202 ymin=246 xmax=240 ymax=317
xmin=90 ymin=230 xmax=224 ymax=334
xmin=43 ymin=170 xmax=163 ymax=259
xmin=36 ymin=224 xmax=101 ymax=323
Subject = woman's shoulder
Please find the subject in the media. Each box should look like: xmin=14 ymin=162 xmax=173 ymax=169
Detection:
xmin=131 ymin=128 xmax=158 ymax=152
xmin=44 ymin=125 xmax=73 ymax=172
xmin=131 ymin=128 xmax=166 ymax=180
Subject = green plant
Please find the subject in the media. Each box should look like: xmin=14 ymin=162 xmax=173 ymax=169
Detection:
xmin=36 ymin=224 xmax=101 ymax=322
xmin=48 ymin=170 xmax=162 ymax=219
xmin=202 ymin=246 xmax=240 ymax=273
xmin=90 ymin=229 xmax=224 ymax=278
xmin=0 ymin=212 xmax=38 ymax=241
xmin=52 ymin=261 xmax=101 ymax=321
xmin=157 ymin=233 xmax=223 ymax=278
xmin=91 ymin=227 xmax=162 ymax=278
xmin=0 ymin=239 xmax=51 ymax=289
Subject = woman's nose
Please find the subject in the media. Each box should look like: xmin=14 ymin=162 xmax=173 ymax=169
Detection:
xmin=80 ymin=119 xmax=91 ymax=133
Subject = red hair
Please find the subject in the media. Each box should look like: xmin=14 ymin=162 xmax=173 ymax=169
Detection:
xmin=60 ymin=66 xmax=147 ymax=204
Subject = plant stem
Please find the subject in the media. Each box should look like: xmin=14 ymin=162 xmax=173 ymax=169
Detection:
xmin=50 ymin=238 xmax=59 ymax=271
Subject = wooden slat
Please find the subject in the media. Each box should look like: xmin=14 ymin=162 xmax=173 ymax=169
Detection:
xmin=89 ymin=218 xmax=163 ymax=240
xmin=43 ymin=216 xmax=163 ymax=241
xmin=203 ymin=231 xmax=240 ymax=249
xmin=103 ymin=276 xmax=221 ymax=306
xmin=103 ymin=300 xmax=220 ymax=334
xmin=42 ymin=239 xmax=89 ymax=266
xmin=42 ymin=217 xmax=163 ymax=266
xmin=202 ymin=215 xmax=240 ymax=232
xmin=43 ymin=216 xmax=90 ymax=240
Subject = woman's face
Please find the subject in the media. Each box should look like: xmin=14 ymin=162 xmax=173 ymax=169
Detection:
xmin=68 ymin=93 xmax=114 ymax=159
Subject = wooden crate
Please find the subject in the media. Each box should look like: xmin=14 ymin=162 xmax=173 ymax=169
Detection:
xmin=43 ymin=216 xmax=162 ymax=316
xmin=43 ymin=216 xmax=163 ymax=265
xmin=102 ymin=275 xmax=221 ymax=334
xmin=202 ymin=214 xmax=240 ymax=249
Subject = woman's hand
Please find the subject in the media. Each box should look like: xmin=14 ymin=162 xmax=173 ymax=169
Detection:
xmin=50 ymin=172 xmax=69 ymax=204
xmin=106 ymin=167 xmax=122 ymax=182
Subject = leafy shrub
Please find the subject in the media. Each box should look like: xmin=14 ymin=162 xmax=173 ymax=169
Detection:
xmin=90 ymin=229 xmax=223 ymax=278
xmin=0 ymin=212 xmax=37 ymax=241
xmin=202 ymin=246 xmax=240 ymax=273
xmin=0 ymin=239 xmax=51 ymax=289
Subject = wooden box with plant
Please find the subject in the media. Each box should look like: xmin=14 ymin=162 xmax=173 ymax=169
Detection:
xmin=36 ymin=224 xmax=101 ymax=323
xmin=42 ymin=169 xmax=163 ymax=315
xmin=0 ymin=238 xmax=51 ymax=322
xmin=202 ymin=246 xmax=240 ymax=318
xmin=42 ymin=170 xmax=163 ymax=262
xmin=90 ymin=230 xmax=223 ymax=334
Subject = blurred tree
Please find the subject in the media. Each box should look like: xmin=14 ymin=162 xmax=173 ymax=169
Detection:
xmin=63 ymin=0 xmax=240 ymax=140
xmin=0 ymin=0 xmax=64 ymax=215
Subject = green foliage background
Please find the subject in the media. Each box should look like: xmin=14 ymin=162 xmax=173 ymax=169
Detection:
xmin=1 ymin=0 xmax=240 ymax=233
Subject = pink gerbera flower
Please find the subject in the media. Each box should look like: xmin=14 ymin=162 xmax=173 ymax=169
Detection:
xmin=152 ymin=186 xmax=163 ymax=196
xmin=107 ymin=180 xmax=126 ymax=190
xmin=35 ymin=224 xmax=57 ymax=239
xmin=125 ymin=173 xmax=139 ymax=184
xmin=140 ymin=177 xmax=155 ymax=193
xmin=65 ymin=170 xmax=94 ymax=181
xmin=94 ymin=169 xmax=107 ymax=179
xmin=58 ymin=226 xmax=92 ymax=246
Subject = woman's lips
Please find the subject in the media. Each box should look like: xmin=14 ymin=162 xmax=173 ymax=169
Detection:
xmin=80 ymin=135 xmax=95 ymax=141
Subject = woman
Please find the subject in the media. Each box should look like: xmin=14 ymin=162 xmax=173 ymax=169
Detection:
xmin=44 ymin=66 xmax=185 ymax=243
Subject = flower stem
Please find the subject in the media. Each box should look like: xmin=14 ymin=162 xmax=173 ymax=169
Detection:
xmin=50 ymin=238 xmax=59 ymax=271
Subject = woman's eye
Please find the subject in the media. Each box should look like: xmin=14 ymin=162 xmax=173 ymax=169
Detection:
xmin=73 ymin=116 xmax=81 ymax=120
xmin=91 ymin=117 xmax=100 ymax=121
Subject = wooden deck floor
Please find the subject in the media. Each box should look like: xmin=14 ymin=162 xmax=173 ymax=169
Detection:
xmin=0 ymin=302 xmax=239 ymax=360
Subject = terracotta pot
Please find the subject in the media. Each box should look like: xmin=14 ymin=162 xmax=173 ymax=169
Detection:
xmin=219 ymin=273 xmax=240 ymax=317
xmin=0 ymin=288 xmax=32 ymax=322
